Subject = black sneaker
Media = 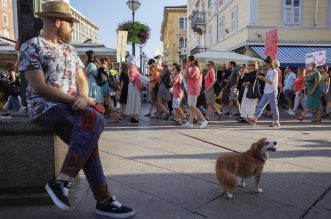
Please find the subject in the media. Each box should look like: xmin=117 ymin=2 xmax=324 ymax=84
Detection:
xmin=45 ymin=178 xmax=71 ymax=211
xmin=225 ymin=112 xmax=232 ymax=117
xmin=96 ymin=196 xmax=135 ymax=218
xmin=233 ymin=113 xmax=240 ymax=117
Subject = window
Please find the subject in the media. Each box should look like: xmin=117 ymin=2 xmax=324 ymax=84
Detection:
xmin=208 ymin=26 xmax=213 ymax=48
xmin=231 ymin=6 xmax=238 ymax=33
xmin=208 ymin=0 xmax=213 ymax=8
xmin=179 ymin=37 xmax=185 ymax=48
xmin=219 ymin=17 xmax=225 ymax=41
xmin=2 ymin=0 xmax=7 ymax=7
xmin=179 ymin=17 xmax=187 ymax=30
xmin=3 ymin=14 xmax=8 ymax=26
xmin=284 ymin=0 xmax=301 ymax=25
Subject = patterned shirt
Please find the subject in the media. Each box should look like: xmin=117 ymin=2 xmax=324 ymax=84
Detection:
xmin=19 ymin=37 xmax=84 ymax=119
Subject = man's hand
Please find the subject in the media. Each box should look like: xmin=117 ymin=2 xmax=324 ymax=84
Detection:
xmin=72 ymin=96 xmax=88 ymax=110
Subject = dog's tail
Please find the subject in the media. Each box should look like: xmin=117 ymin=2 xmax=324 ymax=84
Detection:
xmin=216 ymin=160 xmax=237 ymax=191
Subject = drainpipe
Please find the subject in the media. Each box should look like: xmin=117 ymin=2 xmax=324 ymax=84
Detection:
xmin=315 ymin=0 xmax=319 ymax=26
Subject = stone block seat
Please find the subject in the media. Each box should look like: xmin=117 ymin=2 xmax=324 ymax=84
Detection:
xmin=0 ymin=114 xmax=68 ymax=206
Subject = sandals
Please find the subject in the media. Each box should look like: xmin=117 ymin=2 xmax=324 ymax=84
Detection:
xmin=173 ymin=120 xmax=183 ymax=126
xmin=269 ymin=122 xmax=280 ymax=128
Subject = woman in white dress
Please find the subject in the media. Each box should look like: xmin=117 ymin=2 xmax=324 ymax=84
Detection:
xmin=125 ymin=55 xmax=142 ymax=124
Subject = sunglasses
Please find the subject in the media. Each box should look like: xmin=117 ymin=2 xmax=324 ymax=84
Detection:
xmin=60 ymin=19 xmax=74 ymax=27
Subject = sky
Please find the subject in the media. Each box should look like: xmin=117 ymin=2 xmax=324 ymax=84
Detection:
xmin=70 ymin=0 xmax=187 ymax=60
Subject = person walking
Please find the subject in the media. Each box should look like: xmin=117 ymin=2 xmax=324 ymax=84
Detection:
xmin=171 ymin=64 xmax=185 ymax=125
xmin=85 ymin=50 xmax=107 ymax=105
xmin=156 ymin=61 xmax=172 ymax=119
xmin=238 ymin=61 xmax=259 ymax=123
xmin=248 ymin=56 xmax=280 ymax=127
xmin=125 ymin=55 xmax=142 ymax=124
xmin=288 ymin=67 xmax=306 ymax=115
xmin=283 ymin=66 xmax=296 ymax=112
xmin=18 ymin=1 xmax=135 ymax=217
xmin=182 ymin=56 xmax=208 ymax=128
xmin=297 ymin=62 xmax=322 ymax=123
xmin=118 ymin=62 xmax=129 ymax=119
xmin=204 ymin=61 xmax=222 ymax=121
xmin=2 ymin=62 xmax=22 ymax=113
xmin=226 ymin=61 xmax=241 ymax=117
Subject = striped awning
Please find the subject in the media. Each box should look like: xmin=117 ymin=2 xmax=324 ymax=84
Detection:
xmin=251 ymin=46 xmax=331 ymax=67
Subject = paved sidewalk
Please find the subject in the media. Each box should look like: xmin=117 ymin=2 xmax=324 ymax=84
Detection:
xmin=1 ymin=108 xmax=331 ymax=219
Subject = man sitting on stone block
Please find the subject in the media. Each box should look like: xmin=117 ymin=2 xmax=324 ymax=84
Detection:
xmin=18 ymin=1 xmax=135 ymax=218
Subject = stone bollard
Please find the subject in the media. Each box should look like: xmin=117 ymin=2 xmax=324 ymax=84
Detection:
xmin=0 ymin=115 xmax=68 ymax=206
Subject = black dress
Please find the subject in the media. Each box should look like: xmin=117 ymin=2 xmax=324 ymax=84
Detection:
xmin=119 ymin=71 xmax=129 ymax=104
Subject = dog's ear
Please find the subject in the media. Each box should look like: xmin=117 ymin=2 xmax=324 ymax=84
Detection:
xmin=251 ymin=138 xmax=266 ymax=152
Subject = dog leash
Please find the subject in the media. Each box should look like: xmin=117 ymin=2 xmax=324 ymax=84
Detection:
xmin=174 ymin=131 xmax=240 ymax=153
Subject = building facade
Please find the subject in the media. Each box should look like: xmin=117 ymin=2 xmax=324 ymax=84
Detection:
xmin=0 ymin=0 xmax=14 ymax=40
xmin=188 ymin=0 xmax=331 ymax=66
xmin=71 ymin=6 xmax=98 ymax=44
xmin=161 ymin=5 xmax=188 ymax=63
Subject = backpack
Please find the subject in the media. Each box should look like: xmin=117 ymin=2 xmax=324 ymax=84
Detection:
xmin=94 ymin=66 xmax=109 ymax=86
xmin=161 ymin=70 xmax=173 ymax=89
xmin=108 ymin=74 xmax=118 ymax=92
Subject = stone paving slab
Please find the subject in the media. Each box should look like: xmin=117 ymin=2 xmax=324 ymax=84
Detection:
xmin=194 ymin=192 xmax=304 ymax=219
xmin=2 ymin=109 xmax=331 ymax=218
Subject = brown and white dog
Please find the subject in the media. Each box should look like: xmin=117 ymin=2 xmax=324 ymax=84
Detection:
xmin=215 ymin=138 xmax=277 ymax=199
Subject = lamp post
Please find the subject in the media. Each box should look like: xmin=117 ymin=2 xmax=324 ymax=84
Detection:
xmin=137 ymin=43 xmax=145 ymax=74
xmin=127 ymin=0 xmax=141 ymax=56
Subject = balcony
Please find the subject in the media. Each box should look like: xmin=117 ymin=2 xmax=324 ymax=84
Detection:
xmin=191 ymin=11 xmax=206 ymax=35
xmin=190 ymin=46 xmax=207 ymax=55
xmin=177 ymin=47 xmax=188 ymax=55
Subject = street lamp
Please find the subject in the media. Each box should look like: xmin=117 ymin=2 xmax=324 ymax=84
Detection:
xmin=137 ymin=43 xmax=145 ymax=74
xmin=127 ymin=0 xmax=141 ymax=56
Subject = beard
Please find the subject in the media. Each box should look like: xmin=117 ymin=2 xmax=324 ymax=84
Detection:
xmin=58 ymin=24 xmax=72 ymax=44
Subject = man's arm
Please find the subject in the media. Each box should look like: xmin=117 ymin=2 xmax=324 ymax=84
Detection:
xmin=25 ymin=69 xmax=76 ymax=103
xmin=76 ymin=68 xmax=88 ymax=97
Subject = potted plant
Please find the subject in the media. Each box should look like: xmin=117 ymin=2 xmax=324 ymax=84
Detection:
xmin=117 ymin=21 xmax=151 ymax=45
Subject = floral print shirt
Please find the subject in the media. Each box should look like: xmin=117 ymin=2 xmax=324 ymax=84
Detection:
xmin=19 ymin=37 xmax=84 ymax=119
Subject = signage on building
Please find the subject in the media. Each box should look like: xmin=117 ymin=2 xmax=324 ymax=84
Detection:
xmin=116 ymin=31 xmax=128 ymax=62
xmin=264 ymin=28 xmax=278 ymax=59
xmin=305 ymin=50 xmax=326 ymax=66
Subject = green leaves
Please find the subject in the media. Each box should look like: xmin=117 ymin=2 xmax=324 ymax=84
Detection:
xmin=117 ymin=21 xmax=151 ymax=45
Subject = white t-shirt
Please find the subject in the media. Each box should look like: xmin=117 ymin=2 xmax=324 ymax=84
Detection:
xmin=264 ymin=68 xmax=278 ymax=94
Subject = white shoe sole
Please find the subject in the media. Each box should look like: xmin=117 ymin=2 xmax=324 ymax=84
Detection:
xmin=45 ymin=184 xmax=71 ymax=212
xmin=96 ymin=209 xmax=136 ymax=218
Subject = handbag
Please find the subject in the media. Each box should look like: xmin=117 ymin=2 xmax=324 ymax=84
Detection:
xmin=8 ymin=84 xmax=20 ymax=96
xmin=246 ymin=80 xmax=261 ymax=99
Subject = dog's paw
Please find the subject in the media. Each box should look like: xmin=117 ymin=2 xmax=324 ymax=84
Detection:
xmin=256 ymin=188 xmax=263 ymax=193
xmin=239 ymin=182 xmax=246 ymax=188
xmin=226 ymin=193 xmax=233 ymax=199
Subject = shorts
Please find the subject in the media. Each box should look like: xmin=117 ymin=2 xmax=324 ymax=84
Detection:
xmin=187 ymin=95 xmax=198 ymax=106
xmin=172 ymin=97 xmax=182 ymax=109
xmin=229 ymin=86 xmax=238 ymax=101
xmin=151 ymin=89 xmax=158 ymax=102
xmin=284 ymin=89 xmax=295 ymax=100
xmin=205 ymin=88 xmax=215 ymax=104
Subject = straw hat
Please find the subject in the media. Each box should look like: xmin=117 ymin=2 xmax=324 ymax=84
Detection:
xmin=35 ymin=1 xmax=79 ymax=23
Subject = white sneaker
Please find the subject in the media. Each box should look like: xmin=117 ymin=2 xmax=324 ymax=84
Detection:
xmin=200 ymin=121 xmax=208 ymax=129
xmin=182 ymin=123 xmax=193 ymax=128
xmin=288 ymin=111 xmax=295 ymax=116
xmin=287 ymin=108 xmax=293 ymax=113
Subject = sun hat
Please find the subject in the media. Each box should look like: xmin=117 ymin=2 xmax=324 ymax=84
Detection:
xmin=125 ymin=55 xmax=136 ymax=64
xmin=35 ymin=1 xmax=79 ymax=23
